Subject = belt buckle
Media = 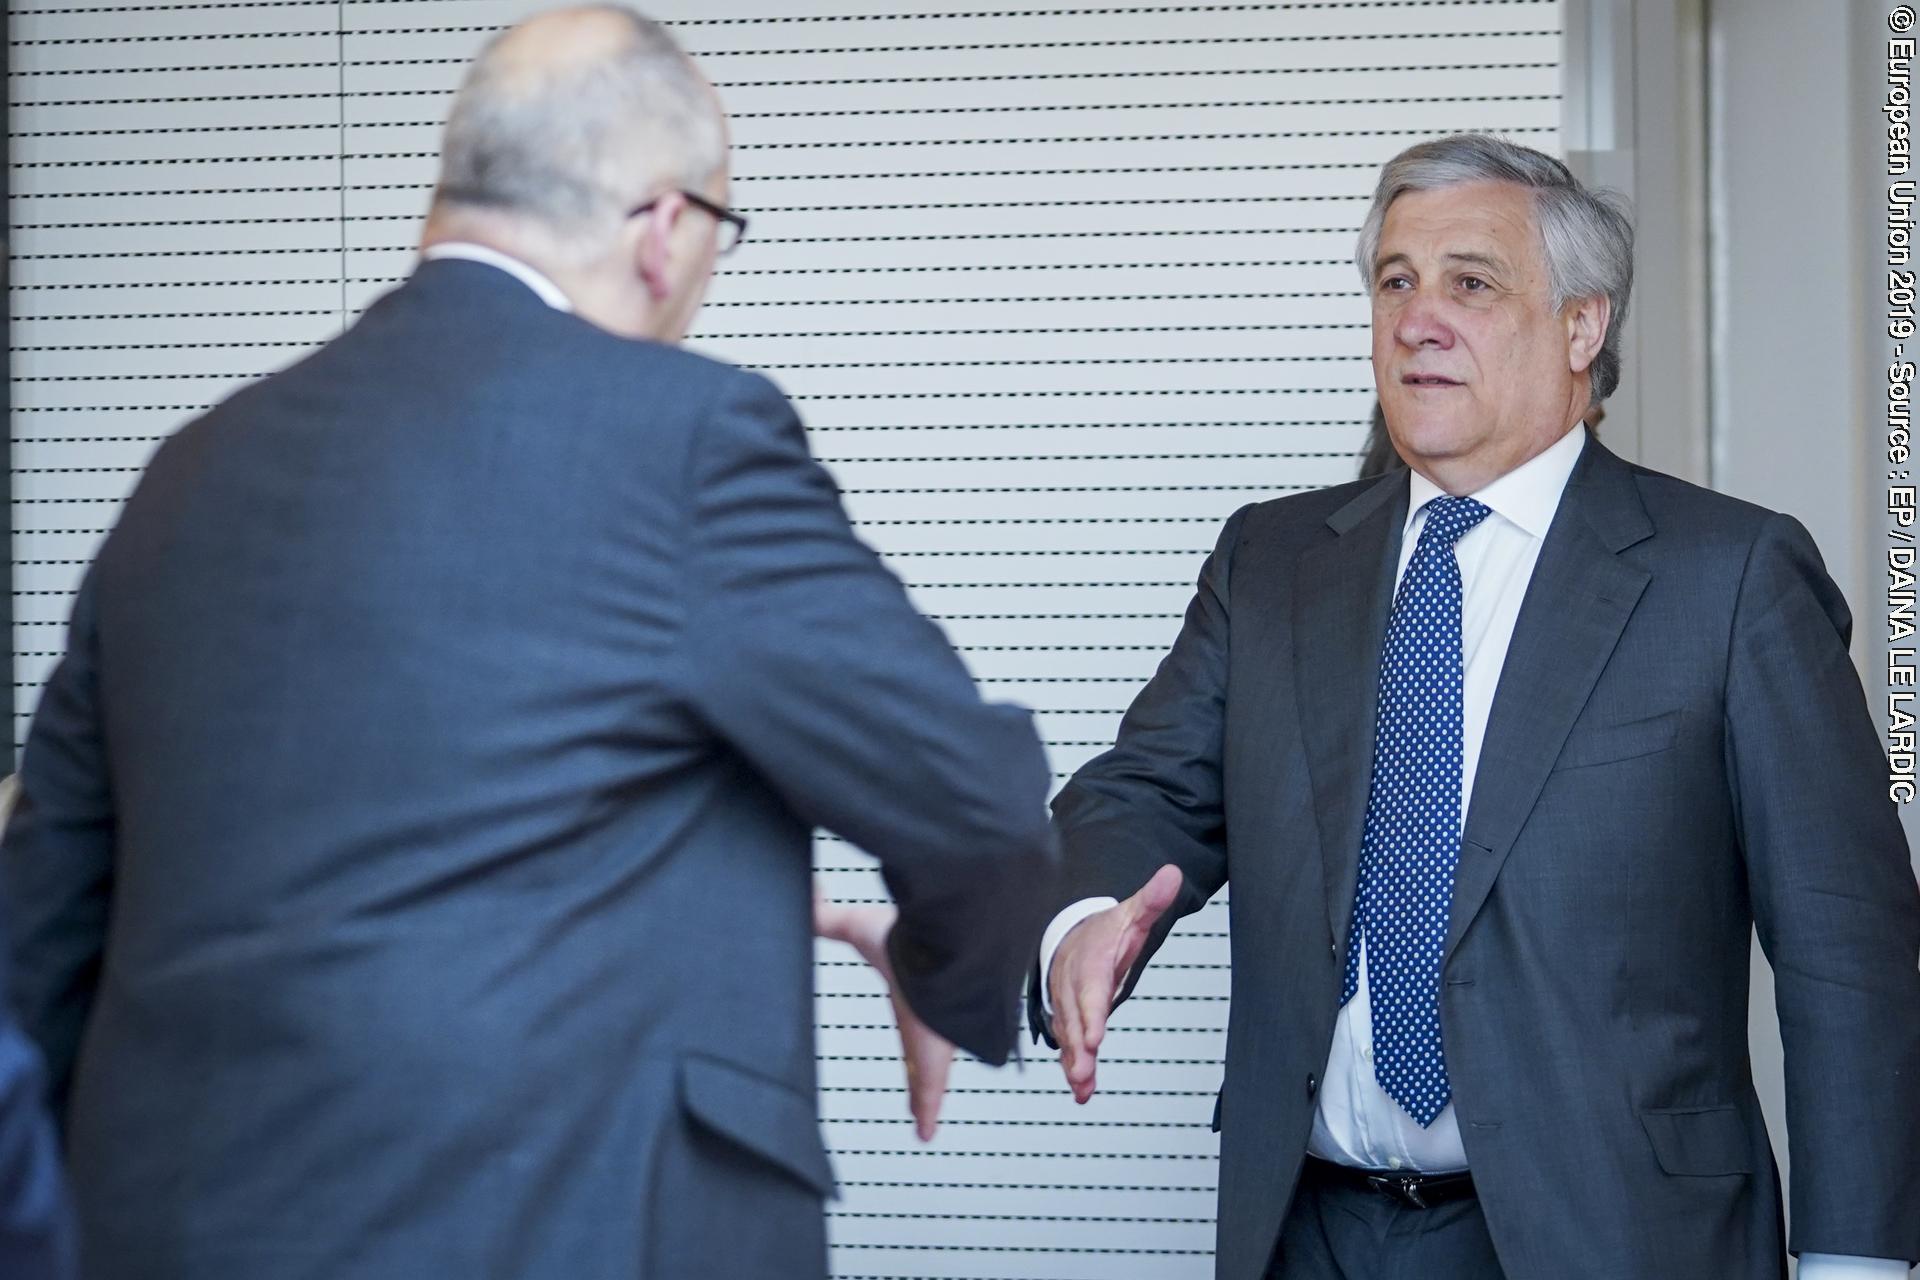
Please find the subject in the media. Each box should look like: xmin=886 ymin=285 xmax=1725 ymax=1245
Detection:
xmin=1366 ymin=1173 xmax=1428 ymax=1209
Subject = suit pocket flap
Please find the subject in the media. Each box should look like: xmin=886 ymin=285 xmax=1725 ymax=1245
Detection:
xmin=1639 ymin=1105 xmax=1752 ymax=1176
xmin=680 ymin=1054 xmax=837 ymax=1198
xmin=1553 ymin=710 xmax=1680 ymax=771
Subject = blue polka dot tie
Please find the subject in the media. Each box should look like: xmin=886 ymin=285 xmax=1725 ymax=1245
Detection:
xmin=1340 ymin=494 xmax=1492 ymax=1127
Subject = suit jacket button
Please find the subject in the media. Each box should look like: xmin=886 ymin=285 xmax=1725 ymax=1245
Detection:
xmin=1306 ymin=1073 xmax=1318 ymax=1097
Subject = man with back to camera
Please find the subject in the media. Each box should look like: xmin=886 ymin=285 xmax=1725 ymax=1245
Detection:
xmin=0 ymin=8 xmax=1059 ymax=1278
xmin=1024 ymin=134 xmax=1920 ymax=1277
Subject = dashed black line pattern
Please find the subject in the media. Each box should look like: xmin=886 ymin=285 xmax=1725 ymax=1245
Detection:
xmin=9 ymin=11 xmax=1560 ymax=1263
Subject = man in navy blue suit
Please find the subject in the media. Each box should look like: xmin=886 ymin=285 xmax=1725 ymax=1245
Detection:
xmin=1 ymin=8 xmax=1056 ymax=1278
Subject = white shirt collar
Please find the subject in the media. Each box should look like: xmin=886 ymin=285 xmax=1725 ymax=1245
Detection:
xmin=1404 ymin=423 xmax=1589 ymax=540
xmin=420 ymin=242 xmax=573 ymax=313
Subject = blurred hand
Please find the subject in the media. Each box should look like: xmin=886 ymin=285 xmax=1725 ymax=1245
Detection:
xmin=814 ymin=886 xmax=954 ymax=1141
xmin=1047 ymin=864 xmax=1183 ymax=1104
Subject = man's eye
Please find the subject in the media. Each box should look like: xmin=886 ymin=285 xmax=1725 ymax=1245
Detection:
xmin=1378 ymin=276 xmax=1411 ymax=291
xmin=1459 ymin=276 xmax=1488 ymax=291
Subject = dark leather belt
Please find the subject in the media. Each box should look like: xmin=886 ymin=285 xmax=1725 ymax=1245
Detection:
xmin=1302 ymin=1155 xmax=1477 ymax=1210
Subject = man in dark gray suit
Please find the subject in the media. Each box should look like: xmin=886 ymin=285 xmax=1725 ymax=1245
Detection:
xmin=1030 ymin=135 xmax=1920 ymax=1278
xmin=1 ymin=8 xmax=1057 ymax=1278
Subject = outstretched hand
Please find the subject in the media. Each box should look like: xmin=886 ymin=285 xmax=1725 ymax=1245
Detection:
xmin=813 ymin=887 xmax=954 ymax=1141
xmin=1047 ymin=864 xmax=1184 ymax=1103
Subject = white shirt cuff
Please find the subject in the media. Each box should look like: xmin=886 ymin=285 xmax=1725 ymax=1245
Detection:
xmin=1797 ymin=1255 xmax=1911 ymax=1279
xmin=1037 ymin=897 xmax=1119 ymax=1021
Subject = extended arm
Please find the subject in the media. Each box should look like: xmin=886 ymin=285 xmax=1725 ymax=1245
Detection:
xmin=1032 ymin=507 xmax=1251 ymax=1095
xmin=1726 ymin=512 xmax=1920 ymax=1265
xmin=683 ymin=372 xmax=1059 ymax=1065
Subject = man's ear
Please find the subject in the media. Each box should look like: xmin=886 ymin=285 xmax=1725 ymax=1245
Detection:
xmin=1565 ymin=292 xmax=1611 ymax=376
xmin=633 ymin=192 xmax=687 ymax=301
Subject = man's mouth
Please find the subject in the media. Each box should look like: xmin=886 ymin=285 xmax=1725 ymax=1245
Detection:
xmin=1400 ymin=373 xmax=1463 ymax=387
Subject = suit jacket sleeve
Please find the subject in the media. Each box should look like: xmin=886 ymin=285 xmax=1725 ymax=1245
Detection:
xmin=1725 ymin=512 xmax=1920 ymax=1263
xmin=1027 ymin=505 xmax=1249 ymax=1045
xmin=681 ymin=370 xmax=1060 ymax=1066
xmin=2 ymin=568 xmax=114 ymax=1130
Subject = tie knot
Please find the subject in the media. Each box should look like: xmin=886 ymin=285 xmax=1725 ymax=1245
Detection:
xmin=1421 ymin=495 xmax=1492 ymax=547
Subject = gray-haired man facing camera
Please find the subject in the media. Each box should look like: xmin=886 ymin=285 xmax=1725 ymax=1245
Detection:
xmin=2 ymin=8 xmax=1058 ymax=1279
xmin=1027 ymin=135 xmax=1920 ymax=1279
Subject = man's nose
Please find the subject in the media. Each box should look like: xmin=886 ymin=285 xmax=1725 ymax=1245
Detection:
xmin=1394 ymin=290 xmax=1454 ymax=349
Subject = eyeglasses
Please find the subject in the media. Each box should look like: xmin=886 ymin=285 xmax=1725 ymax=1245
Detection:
xmin=627 ymin=190 xmax=749 ymax=256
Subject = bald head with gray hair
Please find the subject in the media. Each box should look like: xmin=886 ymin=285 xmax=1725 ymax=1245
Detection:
xmin=431 ymin=5 xmax=726 ymax=247
xmin=1355 ymin=134 xmax=1634 ymax=406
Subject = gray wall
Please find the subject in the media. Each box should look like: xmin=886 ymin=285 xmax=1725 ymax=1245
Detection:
xmin=1705 ymin=0 xmax=1919 ymax=1269
xmin=1574 ymin=4 xmax=1918 ymax=1270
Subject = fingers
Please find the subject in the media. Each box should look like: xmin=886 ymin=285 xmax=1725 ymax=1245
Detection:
xmin=886 ymin=986 xmax=953 ymax=1142
xmin=1056 ymin=947 xmax=1114 ymax=1104
xmin=817 ymin=897 xmax=953 ymax=1143
xmin=1050 ymin=957 xmax=1088 ymax=1094
xmin=904 ymin=1028 xmax=954 ymax=1142
xmin=1053 ymin=867 xmax=1184 ymax=1106
xmin=1061 ymin=1040 xmax=1098 ymax=1104
xmin=1069 ymin=971 xmax=1110 ymax=1104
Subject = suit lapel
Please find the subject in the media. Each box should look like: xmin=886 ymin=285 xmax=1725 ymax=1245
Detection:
xmin=1444 ymin=440 xmax=1654 ymax=960
xmin=1293 ymin=473 xmax=1409 ymax=955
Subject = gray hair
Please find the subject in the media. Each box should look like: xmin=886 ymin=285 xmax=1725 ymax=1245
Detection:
xmin=1354 ymin=133 xmax=1635 ymax=405
xmin=433 ymin=6 xmax=725 ymax=238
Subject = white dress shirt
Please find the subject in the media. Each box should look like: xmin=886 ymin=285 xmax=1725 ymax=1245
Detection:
xmin=420 ymin=241 xmax=573 ymax=312
xmin=1038 ymin=424 xmax=1904 ymax=1277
